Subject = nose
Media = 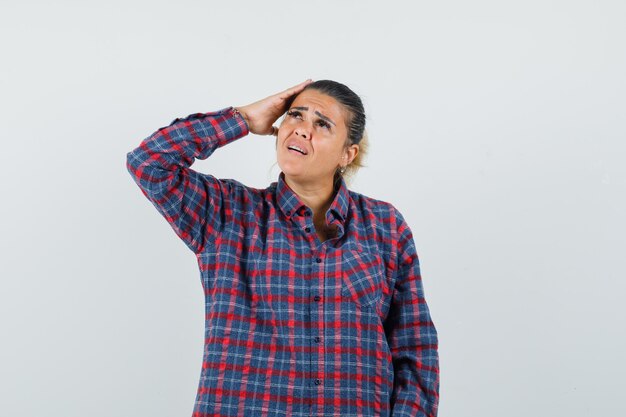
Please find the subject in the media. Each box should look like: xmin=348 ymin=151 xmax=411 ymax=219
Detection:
xmin=295 ymin=125 xmax=311 ymax=140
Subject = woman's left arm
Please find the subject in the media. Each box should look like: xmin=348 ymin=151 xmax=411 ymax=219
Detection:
xmin=384 ymin=208 xmax=440 ymax=417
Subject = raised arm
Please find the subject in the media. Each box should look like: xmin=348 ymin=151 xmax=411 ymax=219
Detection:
xmin=125 ymin=107 xmax=249 ymax=253
xmin=384 ymin=208 xmax=440 ymax=416
xmin=125 ymin=80 xmax=313 ymax=254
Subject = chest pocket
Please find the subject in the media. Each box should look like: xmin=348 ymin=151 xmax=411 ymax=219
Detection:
xmin=341 ymin=249 xmax=385 ymax=310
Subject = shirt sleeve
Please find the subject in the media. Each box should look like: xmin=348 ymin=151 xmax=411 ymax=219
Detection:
xmin=125 ymin=106 xmax=249 ymax=254
xmin=384 ymin=207 xmax=440 ymax=417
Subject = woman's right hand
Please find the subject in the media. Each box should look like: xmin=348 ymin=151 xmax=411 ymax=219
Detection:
xmin=235 ymin=79 xmax=313 ymax=136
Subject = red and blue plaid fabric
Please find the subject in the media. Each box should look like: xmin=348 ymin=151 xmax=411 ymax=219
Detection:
xmin=126 ymin=107 xmax=439 ymax=416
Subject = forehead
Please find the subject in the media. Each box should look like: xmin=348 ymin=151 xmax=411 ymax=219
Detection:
xmin=291 ymin=90 xmax=347 ymax=122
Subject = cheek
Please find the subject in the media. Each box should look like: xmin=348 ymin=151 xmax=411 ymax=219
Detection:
xmin=277 ymin=128 xmax=286 ymax=143
xmin=277 ymin=125 xmax=295 ymax=143
xmin=318 ymin=144 xmax=342 ymax=162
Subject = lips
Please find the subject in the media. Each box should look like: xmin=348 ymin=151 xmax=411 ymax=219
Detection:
xmin=286 ymin=140 xmax=309 ymax=156
xmin=288 ymin=147 xmax=306 ymax=155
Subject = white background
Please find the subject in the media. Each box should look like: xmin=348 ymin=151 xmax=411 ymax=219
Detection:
xmin=1 ymin=1 xmax=624 ymax=416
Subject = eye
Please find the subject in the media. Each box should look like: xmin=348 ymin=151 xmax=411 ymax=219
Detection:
xmin=316 ymin=119 xmax=331 ymax=129
xmin=286 ymin=110 xmax=302 ymax=119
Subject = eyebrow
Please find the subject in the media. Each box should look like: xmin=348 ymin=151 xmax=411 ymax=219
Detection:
xmin=290 ymin=106 xmax=336 ymax=126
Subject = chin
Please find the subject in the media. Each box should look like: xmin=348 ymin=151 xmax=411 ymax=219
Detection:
xmin=277 ymin=154 xmax=303 ymax=175
xmin=278 ymin=164 xmax=303 ymax=177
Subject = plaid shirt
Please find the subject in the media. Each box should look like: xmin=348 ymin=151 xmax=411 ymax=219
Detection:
xmin=126 ymin=107 xmax=439 ymax=416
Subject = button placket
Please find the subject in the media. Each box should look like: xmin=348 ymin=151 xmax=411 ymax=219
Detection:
xmin=311 ymin=250 xmax=325 ymax=392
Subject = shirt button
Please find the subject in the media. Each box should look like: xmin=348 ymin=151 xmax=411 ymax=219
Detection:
xmin=286 ymin=210 xmax=291 ymax=216
xmin=314 ymin=336 xmax=321 ymax=343
xmin=314 ymin=295 xmax=321 ymax=301
xmin=315 ymin=257 xmax=322 ymax=263
xmin=314 ymin=379 xmax=321 ymax=385
xmin=305 ymin=227 xmax=311 ymax=233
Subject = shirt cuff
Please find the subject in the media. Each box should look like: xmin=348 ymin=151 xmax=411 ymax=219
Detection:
xmin=227 ymin=106 xmax=250 ymax=135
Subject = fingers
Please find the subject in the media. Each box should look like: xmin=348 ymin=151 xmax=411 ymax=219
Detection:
xmin=277 ymin=78 xmax=313 ymax=100
xmin=288 ymin=79 xmax=313 ymax=94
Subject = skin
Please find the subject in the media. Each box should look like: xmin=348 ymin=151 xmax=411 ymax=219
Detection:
xmin=236 ymin=80 xmax=359 ymax=240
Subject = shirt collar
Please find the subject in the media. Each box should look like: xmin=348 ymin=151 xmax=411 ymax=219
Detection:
xmin=276 ymin=171 xmax=349 ymax=223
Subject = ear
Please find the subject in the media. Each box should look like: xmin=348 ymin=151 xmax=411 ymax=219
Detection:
xmin=345 ymin=144 xmax=359 ymax=165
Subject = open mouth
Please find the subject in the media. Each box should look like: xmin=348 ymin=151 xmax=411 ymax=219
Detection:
xmin=287 ymin=145 xmax=308 ymax=155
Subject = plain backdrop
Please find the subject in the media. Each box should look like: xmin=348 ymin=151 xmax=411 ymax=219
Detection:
xmin=1 ymin=1 xmax=624 ymax=416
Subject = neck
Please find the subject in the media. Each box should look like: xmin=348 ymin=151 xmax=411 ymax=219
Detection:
xmin=284 ymin=174 xmax=338 ymax=222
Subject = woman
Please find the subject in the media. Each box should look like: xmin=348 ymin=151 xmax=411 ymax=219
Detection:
xmin=126 ymin=79 xmax=440 ymax=417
